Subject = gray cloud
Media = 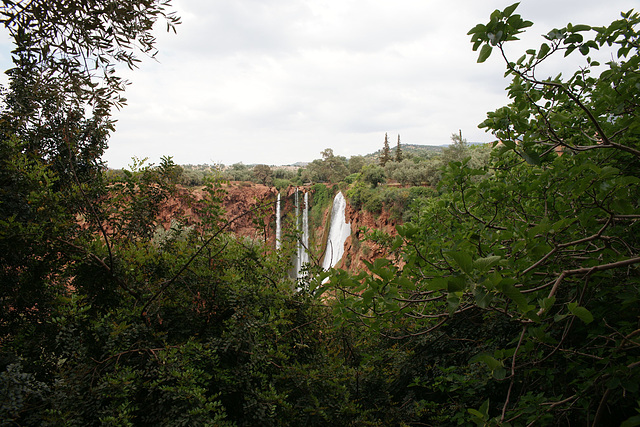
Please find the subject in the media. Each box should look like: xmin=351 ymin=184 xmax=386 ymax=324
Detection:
xmin=2 ymin=0 xmax=630 ymax=168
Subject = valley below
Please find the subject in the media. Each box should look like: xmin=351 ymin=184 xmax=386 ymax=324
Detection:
xmin=157 ymin=181 xmax=401 ymax=276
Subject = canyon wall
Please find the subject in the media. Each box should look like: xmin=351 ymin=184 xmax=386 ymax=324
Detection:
xmin=157 ymin=182 xmax=400 ymax=274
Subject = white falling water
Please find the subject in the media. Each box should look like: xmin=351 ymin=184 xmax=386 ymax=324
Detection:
xmin=295 ymin=189 xmax=309 ymax=277
xmin=292 ymin=188 xmax=310 ymax=278
xmin=322 ymin=192 xmax=351 ymax=270
xmin=275 ymin=192 xmax=281 ymax=250
xmin=301 ymin=191 xmax=309 ymax=266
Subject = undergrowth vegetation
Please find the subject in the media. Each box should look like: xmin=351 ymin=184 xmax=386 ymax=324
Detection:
xmin=2 ymin=1 xmax=639 ymax=426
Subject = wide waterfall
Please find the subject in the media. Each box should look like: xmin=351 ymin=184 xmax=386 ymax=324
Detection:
xmin=322 ymin=192 xmax=351 ymax=270
xmin=275 ymin=192 xmax=281 ymax=249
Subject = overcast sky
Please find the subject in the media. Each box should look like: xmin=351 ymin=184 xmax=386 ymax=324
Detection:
xmin=2 ymin=0 xmax=638 ymax=168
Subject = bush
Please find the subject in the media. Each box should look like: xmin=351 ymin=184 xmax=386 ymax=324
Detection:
xmin=361 ymin=165 xmax=386 ymax=188
xmin=364 ymin=194 xmax=383 ymax=213
xmin=273 ymin=178 xmax=292 ymax=191
xmin=380 ymin=187 xmax=410 ymax=219
xmin=343 ymin=173 xmax=360 ymax=184
xmin=408 ymin=186 xmax=437 ymax=199
xmin=180 ymin=169 xmax=207 ymax=186
xmin=345 ymin=182 xmax=369 ymax=210
xmin=310 ymin=183 xmax=333 ymax=229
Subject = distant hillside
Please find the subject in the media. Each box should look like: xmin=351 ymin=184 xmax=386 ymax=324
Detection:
xmin=363 ymin=144 xmax=444 ymax=163
xmin=178 ymin=144 xmax=451 ymax=171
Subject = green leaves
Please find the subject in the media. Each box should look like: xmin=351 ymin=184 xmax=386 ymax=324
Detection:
xmin=469 ymin=2 xmax=533 ymax=62
xmin=474 ymin=255 xmax=502 ymax=272
xmin=498 ymin=280 xmax=533 ymax=314
xmin=449 ymin=251 xmax=473 ymax=274
xmin=567 ymin=302 xmax=594 ymax=324
xmin=470 ymin=353 xmax=506 ymax=380
xmin=477 ymin=44 xmax=493 ymax=63
xmin=502 ymin=2 xmax=520 ymax=18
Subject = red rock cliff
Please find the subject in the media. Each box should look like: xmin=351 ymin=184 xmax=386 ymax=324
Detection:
xmin=157 ymin=184 xmax=401 ymax=273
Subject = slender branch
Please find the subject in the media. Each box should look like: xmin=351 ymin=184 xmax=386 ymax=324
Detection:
xmin=396 ymin=295 xmax=445 ymax=304
xmin=569 ymin=142 xmax=640 ymax=158
xmin=545 ymin=256 xmax=640 ymax=302
xmin=522 ymin=216 xmax=612 ymax=276
xmin=454 ymin=187 xmax=508 ymax=231
xmin=499 ymin=44 xmax=640 ymax=159
xmin=140 ymin=199 xmax=276 ymax=318
xmin=592 ymin=388 xmax=612 ymax=427
xmin=275 ymin=317 xmax=325 ymax=343
xmin=540 ymin=394 xmax=578 ymax=408
xmin=502 ymin=326 xmax=527 ymax=421
xmin=90 ymin=345 xmax=180 ymax=366
xmin=56 ymin=237 xmax=140 ymax=300
xmin=522 ymin=247 xmax=558 ymax=277
xmin=381 ymin=317 xmax=448 ymax=340
xmin=64 ymin=129 xmax=115 ymax=271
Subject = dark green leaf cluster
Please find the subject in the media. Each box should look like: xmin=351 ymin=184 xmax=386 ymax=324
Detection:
xmin=1 ymin=0 xmax=180 ymax=119
xmin=0 ymin=3 xmax=380 ymax=425
xmin=322 ymin=5 xmax=640 ymax=424
xmin=468 ymin=3 xmax=533 ymax=63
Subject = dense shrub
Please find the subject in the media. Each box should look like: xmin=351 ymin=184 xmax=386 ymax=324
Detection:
xmin=343 ymin=172 xmax=360 ymax=184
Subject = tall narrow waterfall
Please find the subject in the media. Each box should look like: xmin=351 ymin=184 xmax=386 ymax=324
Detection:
xmin=301 ymin=191 xmax=309 ymax=266
xmin=275 ymin=192 xmax=281 ymax=249
xmin=322 ymin=192 xmax=351 ymax=270
xmin=293 ymin=188 xmax=309 ymax=278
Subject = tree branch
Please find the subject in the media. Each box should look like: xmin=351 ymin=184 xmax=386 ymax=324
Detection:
xmin=545 ymin=256 xmax=640 ymax=301
xmin=140 ymin=199 xmax=276 ymax=319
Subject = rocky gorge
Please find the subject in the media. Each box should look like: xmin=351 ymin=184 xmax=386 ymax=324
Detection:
xmin=155 ymin=181 xmax=400 ymax=276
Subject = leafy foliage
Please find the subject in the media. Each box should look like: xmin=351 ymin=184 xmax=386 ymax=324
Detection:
xmin=322 ymin=4 xmax=640 ymax=424
xmin=5 ymin=2 xmax=640 ymax=425
xmin=0 ymin=2 xmax=370 ymax=425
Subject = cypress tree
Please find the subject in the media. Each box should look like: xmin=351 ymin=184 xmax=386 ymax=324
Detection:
xmin=380 ymin=133 xmax=391 ymax=167
xmin=395 ymin=134 xmax=403 ymax=162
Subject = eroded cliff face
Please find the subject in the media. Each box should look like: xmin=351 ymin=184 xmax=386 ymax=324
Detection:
xmin=156 ymin=183 xmax=400 ymax=274
xmin=157 ymin=182 xmax=278 ymax=243
xmin=220 ymin=183 xmax=278 ymax=241
xmin=341 ymin=204 xmax=399 ymax=272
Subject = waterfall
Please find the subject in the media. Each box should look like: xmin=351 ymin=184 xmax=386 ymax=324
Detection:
xmin=295 ymin=189 xmax=309 ymax=277
xmin=301 ymin=191 xmax=309 ymax=266
xmin=293 ymin=188 xmax=299 ymax=274
xmin=291 ymin=188 xmax=310 ymax=278
xmin=275 ymin=192 xmax=281 ymax=249
xmin=322 ymin=192 xmax=351 ymax=270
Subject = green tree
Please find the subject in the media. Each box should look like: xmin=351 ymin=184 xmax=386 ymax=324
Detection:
xmin=322 ymin=4 xmax=640 ymax=425
xmin=305 ymin=148 xmax=349 ymax=183
xmin=1 ymin=0 xmax=180 ymax=159
xmin=348 ymin=154 xmax=367 ymax=174
xmin=385 ymin=158 xmax=433 ymax=186
xmin=442 ymin=129 xmax=468 ymax=164
xmin=0 ymin=0 xmax=180 ymax=361
xmin=361 ymin=164 xmax=387 ymax=188
xmin=252 ymin=164 xmax=273 ymax=185
xmin=379 ymin=133 xmax=391 ymax=167
xmin=224 ymin=162 xmax=253 ymax=181
xmin=321 ymin=148 xmax=349 ymax=182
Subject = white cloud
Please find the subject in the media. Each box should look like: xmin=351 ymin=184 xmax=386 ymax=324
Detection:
xmin=0 ymin=0 xmax=635 ymax=167
xmin=102 ymin=0 xmax=640 ymax=167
